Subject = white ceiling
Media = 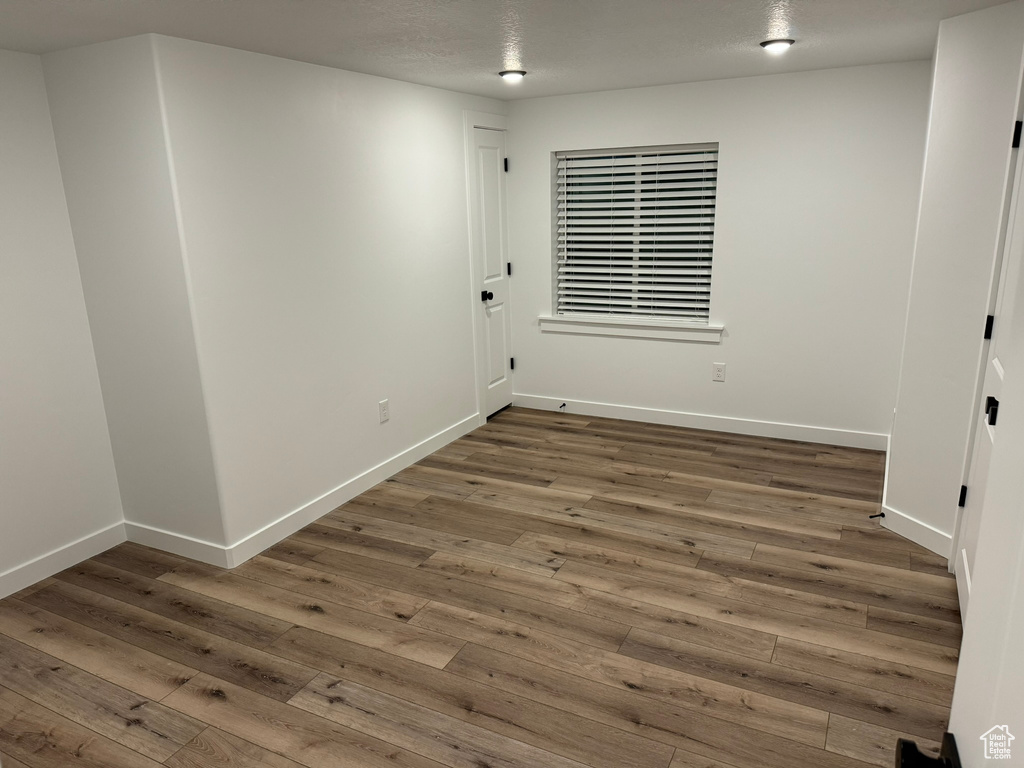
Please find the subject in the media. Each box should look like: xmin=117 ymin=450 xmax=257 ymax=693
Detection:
xmin=0 ymin=0 xmax=1012 ymax=99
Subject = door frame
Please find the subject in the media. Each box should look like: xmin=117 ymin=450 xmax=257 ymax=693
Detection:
xmin=463 ymin=110 xmax=510 ymax=425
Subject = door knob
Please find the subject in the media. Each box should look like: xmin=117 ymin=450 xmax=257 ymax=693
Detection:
xmin=481 ymin=290 xmax=494 ymax=302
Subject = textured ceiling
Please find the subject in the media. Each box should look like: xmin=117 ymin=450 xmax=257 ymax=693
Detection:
xmin=0 ymin=0 xmax=1012 ymax=99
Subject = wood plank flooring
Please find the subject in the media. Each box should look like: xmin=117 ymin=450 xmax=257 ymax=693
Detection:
xmin=0 ymin=407 xmax=961 ymax=768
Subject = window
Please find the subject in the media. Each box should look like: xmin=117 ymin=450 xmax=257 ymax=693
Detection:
xmin=554 ymin=143 xmax=718 ymax=324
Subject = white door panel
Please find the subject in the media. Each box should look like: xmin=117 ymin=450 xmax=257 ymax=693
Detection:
xmin=961 ymin=365 xmax=1000 ymax=565
xmin=486 ymin=301 xmax=509 ymax=386
xmin=955 ymin=139 xmax=1024 ymax=615
xmin=478 ymin=144 xmax=504 ymax=282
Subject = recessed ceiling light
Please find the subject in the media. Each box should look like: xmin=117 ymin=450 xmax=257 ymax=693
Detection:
xmin=760 ymin=39 xmax=795 ymax=55
xmin=499 ymin=70 xmax=526 ymax=83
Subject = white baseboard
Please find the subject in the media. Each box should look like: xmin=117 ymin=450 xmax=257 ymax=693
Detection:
xmin=124 ymin=521 xmax=232 ymax=568
xmin=124 ymin=414 xmax=480 ymax=569
xmin=0 ymin=522 xmax=126 ymax=599
xmin=879 ymin=434 xmax=955 ymax=560
xmin=881 ymin=503 xmax=953 ymax=557
xmin=512 ymin=395 xmax=888 ymax=450
xmin=223 ymin=413 xmax=479 ymax=566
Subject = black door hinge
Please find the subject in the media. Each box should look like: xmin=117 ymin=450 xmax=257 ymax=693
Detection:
xmin=504 ymin=157 xmax=509 ymax=172
xmin=985 ymin=314 xmax=995 ymax=340
xmin=1014 ymin=121 xmax=1023 ymax=149
xmin=507 ymin=262 xmax=512 ymax=277
xmin=958 ymin=485 xmax=968 ymax=507
xmin=510 ymin=357 xmax=515 ymax=370
xmin=987 ymin=396 xmax=1000 ymax=426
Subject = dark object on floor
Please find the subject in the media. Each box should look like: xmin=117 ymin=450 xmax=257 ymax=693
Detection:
xmin=896 ymin=733 xmax=961 ymax=768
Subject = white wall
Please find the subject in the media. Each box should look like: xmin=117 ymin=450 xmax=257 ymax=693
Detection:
xmin=42 ymin=34 xmax=504 ymax=565
xmin=150 ymin=36 xmax=503 ymax=551
xmin=506 ymin=63 xmax=931 ymax=448
xmin=0 ymin=50 xmax=123 ymax=597
xmin=43 ymin=36 xmax=227 ymax=550
xmin=884 ymin=1 xmax=1024 ymax=556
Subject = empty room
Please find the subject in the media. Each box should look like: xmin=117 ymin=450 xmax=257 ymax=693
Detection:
xmin=2 ymin=1 xmax=1023 ymax=767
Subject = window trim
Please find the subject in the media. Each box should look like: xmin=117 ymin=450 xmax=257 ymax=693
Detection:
xmin=538 ymin=313 xmax=723 ymax=343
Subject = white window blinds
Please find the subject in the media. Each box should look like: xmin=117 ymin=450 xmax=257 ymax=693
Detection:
xmin=555 ymin=144 xmax=718 ymax=322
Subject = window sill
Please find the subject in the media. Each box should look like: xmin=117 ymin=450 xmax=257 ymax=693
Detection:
xmin=538 ymin=315 xmax=724 ymax=343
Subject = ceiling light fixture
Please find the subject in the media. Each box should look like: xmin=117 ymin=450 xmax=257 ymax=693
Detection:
xmin=499 ymin=70 xmax=526 ymax=83
xmin=760 ymin=39 xmax=795 ymax=55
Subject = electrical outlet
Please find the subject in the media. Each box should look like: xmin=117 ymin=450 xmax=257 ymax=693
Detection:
xmin=712 ymin=363 xmax=726 ymax=382
xmin=378 ymin=398 xmax=390 ymax=423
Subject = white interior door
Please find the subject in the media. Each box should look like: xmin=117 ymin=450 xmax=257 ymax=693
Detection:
xmin=948 ymin=159 xmax=1024 ymax=763
xmin=955 ymin=148 xmax=1024 ymax=615
xmin=469 ymin=126 xmax=514 ymax=417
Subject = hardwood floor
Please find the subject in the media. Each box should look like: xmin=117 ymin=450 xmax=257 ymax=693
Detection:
xmin=0 ymin=407 xmax=961 ymax=768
